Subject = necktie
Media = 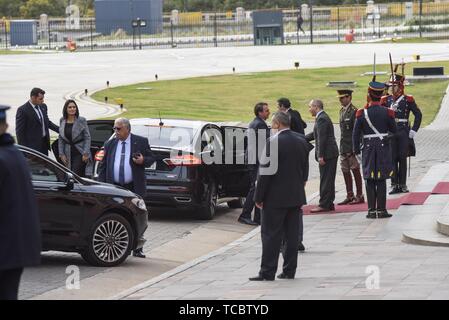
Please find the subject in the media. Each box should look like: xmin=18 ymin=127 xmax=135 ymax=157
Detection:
xmin=35 ymin=106 xmax=45 ymax=137
xmin=119 ymin=141 xmax=126 ymax=185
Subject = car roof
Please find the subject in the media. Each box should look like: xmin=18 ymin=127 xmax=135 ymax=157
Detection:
xmin=130 ymin=118 xmax=211 ymax=130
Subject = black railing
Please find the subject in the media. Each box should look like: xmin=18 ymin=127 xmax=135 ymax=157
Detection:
xmin=1 ymin=2 xmax=449 ymax=52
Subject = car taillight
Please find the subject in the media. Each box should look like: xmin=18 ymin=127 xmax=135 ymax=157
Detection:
xmin=164 ymin=155 xmax=202 ymax=167
xmin=95 ymin=150 xmax=105 ymax=162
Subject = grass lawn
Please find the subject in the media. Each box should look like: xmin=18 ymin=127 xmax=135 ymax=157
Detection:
xmin=93 ymin=61 xmax=449 ymax=126
xmin=0 ymin=49 xmax=35 ymax=55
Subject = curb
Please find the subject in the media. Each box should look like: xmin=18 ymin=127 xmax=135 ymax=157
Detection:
xmin=63 ymin=88 xmax=124 ymax=119
xmin=110 ymin=226 xmax=261 ymax=300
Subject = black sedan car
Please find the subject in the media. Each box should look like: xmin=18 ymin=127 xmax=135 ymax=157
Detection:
xmin=91 ymin=118 xmax=251 ymax=220
xmin=19 ymin=145 xmax=148 ymax=267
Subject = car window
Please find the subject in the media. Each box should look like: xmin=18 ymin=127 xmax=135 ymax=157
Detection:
xmin=133 ymin=125 xmax=196 ymax=148
xmin=88 ymin=122 xmax=114 ymax=146
xmin=202 ymin=127 xmax=224 ymax=153
xmin=22 ymin=151 xmax=66 ymax=183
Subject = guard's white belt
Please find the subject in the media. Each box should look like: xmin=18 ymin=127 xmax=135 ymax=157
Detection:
xmin=396 ymin=119 xmax=408 ymax=123
xmin=363 ymin=133 xmax=388 ymax=139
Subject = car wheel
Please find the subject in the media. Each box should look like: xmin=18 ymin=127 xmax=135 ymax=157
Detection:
xmin=227 ymin=197 xmax=246 ymax=209
xmin=81 ymin=213 xmax=134 ymax=267
xmin=198 ymin=182 xmax=218 ymax=220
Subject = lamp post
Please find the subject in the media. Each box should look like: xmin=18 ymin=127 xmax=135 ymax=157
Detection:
xmin=419 ymin=0 xmax=423 ymax=38
xmin=309 ymin=0 xmax=313 ymax=44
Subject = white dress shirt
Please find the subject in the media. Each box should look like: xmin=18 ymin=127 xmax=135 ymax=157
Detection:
xmin=114 ymin=135 xmax=133 ymax=184
xmin=316 ymin=110 xmax=324 ymax=118
xmin=29 ymin=100 xmax=45 ymax=137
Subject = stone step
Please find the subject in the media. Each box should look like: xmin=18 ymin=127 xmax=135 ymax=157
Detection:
xmin=436 ymin=202 xmax=449 ymax=237
xmin=401 ymin=162 xmax=449 ymax=247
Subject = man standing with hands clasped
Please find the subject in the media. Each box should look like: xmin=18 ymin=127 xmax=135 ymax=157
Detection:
xmin=98 ymin=118 xmax=155 ymax=258
xmin=249 ymin=112 xmax=310 ymax=281
xmin=337 ymin=89 xmax=364 ymax=205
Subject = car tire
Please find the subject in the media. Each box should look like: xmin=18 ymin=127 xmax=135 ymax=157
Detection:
xmin=227 ymin=197 xmax=246 ymax=209
xmin=81 ymin=213 xmax=134 ymax=267
xmin=198 ymin=182 xmax=218 ymax=220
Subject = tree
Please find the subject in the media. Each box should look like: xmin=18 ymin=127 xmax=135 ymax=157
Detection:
xmin=19 ymin=0 xmax=66 ymax=18
xmin=0 ymin=0 xmax=27 ymax=17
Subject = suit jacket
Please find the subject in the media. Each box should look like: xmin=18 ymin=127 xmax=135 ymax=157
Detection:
xmin=98 ymin=134 xmax=155 ymax=197
xmin=16 ymin=101 xmax=59 ymax=154
xmin=246 ymin=116 xmax=270 ymax=167
xmin=255 ymin=129 xmax=311 ymax=209
xmin=58 ymin=116 xmax=93 ymax=176
xmin=0 ymin=133 xmax=41 ymax=271
xmin=288 ymin=108 xmax=307 ymax=135
xmin=305 ymin=111 xmax=339 ymax=161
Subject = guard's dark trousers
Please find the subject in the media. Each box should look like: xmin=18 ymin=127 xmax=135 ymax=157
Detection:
xmin=0 ymin=268 xmax=23 ymax=300
xmin=259 ymin=207 xmax=300 ymax=279
xmin=366 ymin=179 xmax=387 ymax=211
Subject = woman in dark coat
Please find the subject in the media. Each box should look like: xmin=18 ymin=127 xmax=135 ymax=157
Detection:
xmin=58 ymin=100 xmax=93 ymax=177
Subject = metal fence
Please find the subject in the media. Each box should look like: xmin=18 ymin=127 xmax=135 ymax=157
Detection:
xmin=1 ymin=1 xmax=449 ymax=52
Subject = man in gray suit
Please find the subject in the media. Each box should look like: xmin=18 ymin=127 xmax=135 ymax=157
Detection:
xmin=306 ymin=99 xmax=339 ymax=213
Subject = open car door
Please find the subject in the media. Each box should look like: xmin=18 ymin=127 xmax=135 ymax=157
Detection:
xmin=219 ymin=125 xmax=251 ymax=197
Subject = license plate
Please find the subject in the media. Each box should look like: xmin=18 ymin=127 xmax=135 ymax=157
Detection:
xmin=147 ymin=162 xmax=157 ymax=170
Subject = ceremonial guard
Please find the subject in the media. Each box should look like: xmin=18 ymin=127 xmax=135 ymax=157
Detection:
xmin=381 ymin=65 xmax=422 ymax=194
xmin=353 ymin=81 xmax=397 ymax=219
xmin=337 ymin=89 xmax=364 ymax=205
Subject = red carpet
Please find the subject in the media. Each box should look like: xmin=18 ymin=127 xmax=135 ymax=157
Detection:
xmin=432 ymin=182 xmax=449 ymax=194
xmin=303 ymin=192 xmax=431 ymax=215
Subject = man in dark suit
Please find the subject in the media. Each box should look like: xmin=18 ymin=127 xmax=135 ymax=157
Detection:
xmin=15 ymin=88 xmax=59 ymax=156
xmin=0 ymin=105 xmax=41 ymax=300
xmin=98 ymin=117 xmax=155 ymax=258
xmin=249 ymin=112 xmax=310 ymax=281
xmin=238 ymin=102 xmax=270 ymax=226
xmin=306 ymin=99 xmax=339 ymax=213
xmin=278 ymin=97 xmax=307 ymax=135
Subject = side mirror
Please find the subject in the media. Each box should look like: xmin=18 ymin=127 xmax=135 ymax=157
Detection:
xmin=63 ymin=172 xmax=75 ymax=190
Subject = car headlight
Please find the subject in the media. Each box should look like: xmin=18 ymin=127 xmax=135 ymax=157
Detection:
xmin=131 ymin=198 xmax=147 ymax=211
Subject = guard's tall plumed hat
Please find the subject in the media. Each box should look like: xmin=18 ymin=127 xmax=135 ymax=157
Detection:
xmin=0 ymin=104 xmax=11 ymax=121
xmin=337 ymin=89 xmax=353 ymax=98
xmin=389 ymin=63 xmax=406 ymax=85
xmin=368 ymin=81 xmax=385 ymax=99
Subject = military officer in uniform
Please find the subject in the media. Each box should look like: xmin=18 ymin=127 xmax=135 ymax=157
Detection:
xmin=337 ymin=89 xmax=364 ymax=205
xmin=0 ymin=105 xmax=41 ymax=300
xmin=353 ymin=81 xmax=397 ymax=219
xmin=381 ymin=70 xmax=422 ymax=194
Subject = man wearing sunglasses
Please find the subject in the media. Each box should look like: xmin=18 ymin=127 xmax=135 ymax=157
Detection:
xmin=98 ymin=118 xmax=155 ymax=258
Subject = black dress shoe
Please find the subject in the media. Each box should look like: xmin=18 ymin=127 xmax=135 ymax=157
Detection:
xmin=248 ymin=275 xmax=274 ymax=281
xmin=277 ymin=273 xmax=295 ymax=279
xmin=400 ymin=185 xmax=409 ymax=193
xmin=377 ymin=210 xmax=392 ymax=219
xmin=298 ymin=242 xmax=305 ymax=252
xmin=366 ymin=209 xmax=377 ymax=219
xmin=133 ymin=249 xmax=146 ymax=258
xmin=389 ymin=186 xmax=401 ymax=195
xmin=238 ymin=217 xmax=258 ymax=226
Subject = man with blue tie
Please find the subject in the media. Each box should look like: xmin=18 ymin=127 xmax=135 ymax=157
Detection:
xmin=15 ymin=88 xmax=59 ymax=155
xmin=98 ymin=118 xmax=155 ymax=258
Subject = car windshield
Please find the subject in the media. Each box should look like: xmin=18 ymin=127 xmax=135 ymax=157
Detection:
xmin=132 ymin=124 xmax=196 ymax=148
